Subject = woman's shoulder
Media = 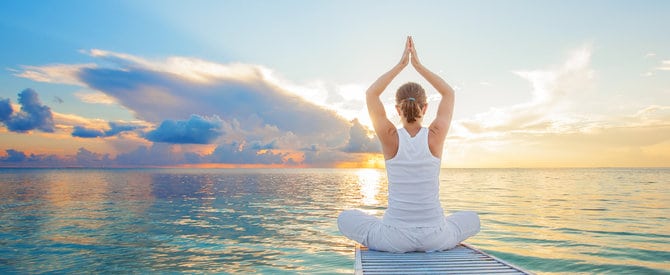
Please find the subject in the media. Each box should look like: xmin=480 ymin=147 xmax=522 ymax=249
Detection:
xmin=378 ymin=127 xmax=399 ymax=160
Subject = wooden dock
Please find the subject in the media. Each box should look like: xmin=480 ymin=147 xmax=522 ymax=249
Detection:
xmin=355 ymin=243 xmax=531 ymax=274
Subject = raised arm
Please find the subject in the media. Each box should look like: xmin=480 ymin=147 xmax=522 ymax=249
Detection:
xmin=408 ymin=37 xmax=456 ymax=158
xmin=366 ymin=37 xmax=411 ymax=159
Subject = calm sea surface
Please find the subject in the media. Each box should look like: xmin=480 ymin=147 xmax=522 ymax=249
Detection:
xmin=0 ymin=168 xmax=668 ymax=274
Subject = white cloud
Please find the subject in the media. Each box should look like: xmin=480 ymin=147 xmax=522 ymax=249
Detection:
xmin=74 ymin=90 xmax=118 ymax=105
xmin=17 ymin=49 xmax=374 ymax=128
xmin=627 ymin=105 xmax=670 ymax=125
xmin=12 ymin=63 xmax=96 ymax=86
xmin=459 ymin=45 xmax=594 ymax=135
xmin=658 ymin=60 xmax=670 ymax=71
xmin=260 ymin=70 xmax=370 ymax=124
xmin=440 ymin=45 xmax=670 ymax=167
xmin=86 ymin=49 xmax=267 ymax=84
xmin=444 ymin=104 xmax=670 ymax=167
xmin=53 ymin=112 xmax=108 ymax=129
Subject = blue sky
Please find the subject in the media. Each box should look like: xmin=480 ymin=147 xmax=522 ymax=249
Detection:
xmin=1 ymin=1 xmax=669 ymax=167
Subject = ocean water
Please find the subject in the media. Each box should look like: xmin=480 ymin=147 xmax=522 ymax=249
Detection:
xmin=0 ymin=168 xmax=668 ymax=274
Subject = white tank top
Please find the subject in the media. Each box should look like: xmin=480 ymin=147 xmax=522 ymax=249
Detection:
xmin=382 ymin=127 xmax=445 ymax=228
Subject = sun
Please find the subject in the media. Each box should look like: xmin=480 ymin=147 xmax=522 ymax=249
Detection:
xmin=365 ymin=154 xmax=385 ymax=169
xmin=334 ymin=153 xmax=385 ymax=168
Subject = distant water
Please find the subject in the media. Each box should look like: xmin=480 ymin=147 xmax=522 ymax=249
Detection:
xmin=0 ymin=168 xmax=668 ymax=274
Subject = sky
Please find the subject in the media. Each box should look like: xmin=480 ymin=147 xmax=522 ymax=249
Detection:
xmin=0 ymin=0 xmax=669 ymax=168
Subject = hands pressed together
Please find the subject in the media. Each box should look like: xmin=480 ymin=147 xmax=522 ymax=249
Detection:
xmin=393 ymin=36 xmax=451 ymax=98
xmin=398 ymin=36 xmax=422 ymax=69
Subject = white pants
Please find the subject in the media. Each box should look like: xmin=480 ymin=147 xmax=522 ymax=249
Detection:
xmin=337 ymin=209 xmax=480 ymax=253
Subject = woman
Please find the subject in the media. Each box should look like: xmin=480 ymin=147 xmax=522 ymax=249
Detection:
xmin=338 ymin=36 xmax=480 ymax=253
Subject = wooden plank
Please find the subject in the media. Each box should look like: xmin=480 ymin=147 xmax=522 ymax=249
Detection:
xmin=364 ymin=265 xmax=513 ymax=272
xmin=363 ymin=270 xmax=524 ymax=275
xmin=354 ymin=243 xmax=363 ymax=275
xmin=354 ymin=243 xmax=532 ymax=274
xmin=461 ymin=243 xmax=531 ymax=274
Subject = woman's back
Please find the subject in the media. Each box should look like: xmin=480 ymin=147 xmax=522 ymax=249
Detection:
xmin=383 ymin=127 xmax=445 ymax=228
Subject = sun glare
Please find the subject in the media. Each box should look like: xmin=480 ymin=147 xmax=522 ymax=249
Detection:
xmin=335 ymin=153 xmax=385 ymax=168
xmin=356 ymin=169 xmax=382 ymax=206
xmin=367 ymin=154 xmax=385 ymax=169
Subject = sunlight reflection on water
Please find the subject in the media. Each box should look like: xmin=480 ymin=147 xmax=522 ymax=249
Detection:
xmin=0 ymin=168 xmax=668 ymax=274
xmin=356 ymin=169 xmax=383 ymax=208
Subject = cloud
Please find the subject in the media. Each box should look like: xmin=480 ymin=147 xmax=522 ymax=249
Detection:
xmin=0 ymin=99 xmax=11 ymax=121
xmin=74 ymin=65 xmax=350 ymax=145
xmin=106 ymin=122 xmax=143 ymax=136
xmin=458 ymin=46 xmax=594 ymax=134
xmin=12 ymin=63 xmax=95 ymax=86
xmin=76 ymin=147 xmax=112 ymax=166
xmin=112 ymin=141 xmax=289 ymax=166
xmin=85 ymin=49 xmax=266 ymax=83
xmin=2 ymin=149 xmax=27 ymax=162
xmin=115 ymin=143 xmax=185 ymax=166
xmin=15 ymin=49 xmax=369 ymax=166
xmin=0 ymin=89 xmax=55 ymax=133
xmin=71 ymin=121 xmax=145 ymax=138
xmin=74 ymin=91 xmax=117 ymax=105
xmin=19 ymin=50 xmax=350 ymax=144
xmin=0 ymin=149 xmax=65 ymax=167
xmin=145 ymin=115 xmax=224 ymax=144
xmin=0 ymin=141 xmax=293 ymax=167
xmin=207 ymin=141 xmax=287 ymax=164
xmin=40 ymin=146 xmax=182 ymax=168
xmin=343 ymin=119 xmax=381 ymax=153
xmin=437 ymin=45 xmax=670 ymax=167
xmin=658 ymin=60 xmax=670 ymax=71
xmin=445 ymin=85 xmax=670 ymax=168
xmin=72 ymin=126 xmax=105 ymax=138
xmin=302 ymin=145 xmax=374 ymax=167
